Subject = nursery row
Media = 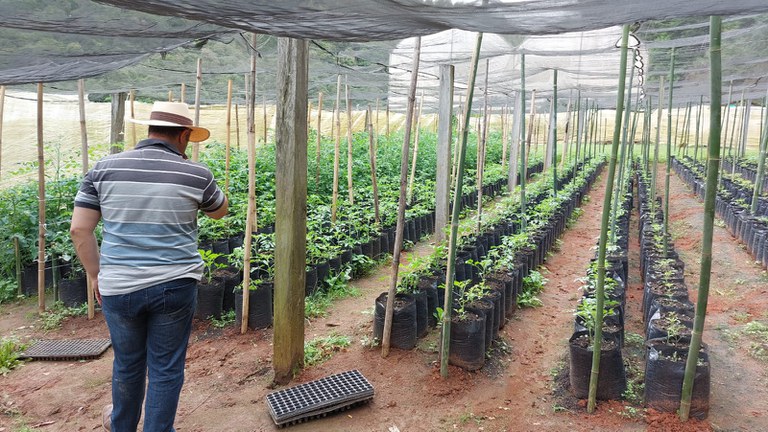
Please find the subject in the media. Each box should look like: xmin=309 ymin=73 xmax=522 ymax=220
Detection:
xmin=721 ymin=157 xmax=768 ymax=193
xmin=635 ymin=164 xmax=710 ymax=419
xmin=673 ymin=156 xmax=768 ymax=269
xmin=372 ymin=156 xmax=606 ymax=371
xmin=568 ymin=166 xmax=633 ymax=401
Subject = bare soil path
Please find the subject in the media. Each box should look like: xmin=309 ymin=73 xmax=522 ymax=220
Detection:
xmin=2 ymin=167 xmax=765 ymax=432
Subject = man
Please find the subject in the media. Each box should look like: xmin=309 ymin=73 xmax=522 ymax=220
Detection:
xmin=70 ymin=101 xmax=228 ymax=432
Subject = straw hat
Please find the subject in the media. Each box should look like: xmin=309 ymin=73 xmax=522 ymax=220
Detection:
xmin=128 ymin=101 xmax=210 ymax=142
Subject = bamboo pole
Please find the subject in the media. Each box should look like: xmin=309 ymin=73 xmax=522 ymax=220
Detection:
xmin=181 ymin=83 xmax=186 ymax=104
xmin=573 ymin=90 xmax=582 ymax=179
xmin=552 ymin=69 xmax=558 ymax=197
xmin=78 ymin=79 xmax=89 ymax=175
xmin=407 ymin=93 xmax=424 ymax=204
xmin=386 ymin=100 xmax=390 ymax=138
xmin=587 ymin=24 xmax=630 ymax=413
xmin=680 ymin=16 xmax=722 ymax=421
xmin=36 ymin=83 xmax=46 ymax=313
xmin=235 ymin=103 xmax=241 ymax=151
xmin=315 ymin=92 xmax=323 ymax=187
xmin=739 ymin=97 xmax=751 ymax=159
xmin=440 ymin=31 xmax=483 ymax=377
xmin=476 ymin=61 xmax=490 ymax=232
xmin=375 ymin=98 xmax=380 ymax=139
xmin=192 ymin=57 xmax=202 ymax=161
xmin=721 ymin=82 xmax=733 ymax=181
xmin=331 ymin=75 xmax=342 ymax=223
xmin=345 ymin=78 xmax=354 ymax=204
xmin=751 ymin=96 xmax=768 ymax=215
xmin=367 ymin=106 xmax=380 ymax=224
xmin=652 ymin=77 xmax=664 ymax=216
xmin=663 ymin=48 xmax=675 ymax=258
xmin=501 ymin=105 xmax=508 ymax=169
xmin=225 ymin=79 xmax=233 ymax=194
xmin=168 ymin=90 xmax=173 ymax=102
xmin=382 ymin=36 xmax=421 ymax=358
xmin=241 ymin=34 xmax=259 ymax=334
xmin=520 ymin=55 xmax=529 ymax=232
xmin=611 ymin=61 xmax=635 ymax=242
xmin=508 ymin=93 xmax=521 ymax=191
xmin=14 ymin=237 xmax=21 ymax=295
xmin=0 ymin=85 xmax=4 ymax=179
xmin=561 ymin=95 xmax=572 ymax=168
xmin=694 ymin=96 xmax=703 ymax=162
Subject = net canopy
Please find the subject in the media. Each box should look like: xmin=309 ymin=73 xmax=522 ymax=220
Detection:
xmin=1 ymin=0 xmax=768 ymax=111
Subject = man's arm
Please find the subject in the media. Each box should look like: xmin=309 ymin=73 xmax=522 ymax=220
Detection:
xmin=70 ymin=207 xmax=102 ymax=302
xmin=204 ymin=194 xmax=229 ymax=220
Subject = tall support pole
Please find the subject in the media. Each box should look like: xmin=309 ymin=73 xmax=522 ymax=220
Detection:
xmin=664 ymin=48 xmax=676 ymax=258
xmin=0 ymin=85 xmax=4 ymax=180
xmin=273 ymin=37 xmax=309 ymax=385
xmin=652 ymin=76 xmax=664 ymax=216
xmin=611 ymin=60 xmax=635 ymax=242
xmin=241 ymin=34 xmax=258 ymax=334
xmin=129 ymin=89 xmax=136 ymax=149
xmin=573 ymin=89 xmax=582 ymax=180
xmin=721 ymin=82 xmax=733 ymax=177
xmin=180 ymin=83 xmax=186 ymax=104
xmin=739 ymin=99 xmax=751 ymax=159
xmin=407 ymin=93 xmax=424 ymax=204
xmin=751 ymin=95 xmax=768 ymax=215
xmin=331 ymin=75 xmax=342 ymax=223
xmin=476 ymin=61 xmax=490 ymax=232
xmin=680 ymin=16 xmax=721 ymax=421
xmin=36 ymin=83 xmax=46 ymax=313
xmin=78 ymin=79 xmax=89 ymax=176
xmin=315 ymin=92 xmax=324 ymax=188
xmin=225 ymin=79 xmax=233 ymax=194
xmin=552 ymin=69 xmax=558 ymax=197
xmin=110 ymin=92 xmax=126 ymax=154
xmin=386 ymin=100 xmax=390 ymax=138
xmin=192 ymin=57 xmax=202 ymax=161
xmin=440 ymin=31 xmax=483 ymax=377
xmin=382 ymin=37 xmax=421 ymax=358
xmin=263 ymin=95 xmax=268 ymax=145
xmin=587 ymin=24 xmax=630 ymax=414
xmin=435 ymin=65 xmax=454 ymax=242
xmin=694 ymin=96 xmax=703 ymax=162
xmin=519 ymin=54 xmax=528 ymax=232
xmin=507 ymin=92 xmax=521 ymax=192
xmin=561 ymin=94 xmax=572 ymax=168
xmin=345 ymin=78 xmax=355 ymax=204
xmin=501 ymin=105 xmax=508 ymax=169
xmin=367 ymin=107 xmax=381 ymax=224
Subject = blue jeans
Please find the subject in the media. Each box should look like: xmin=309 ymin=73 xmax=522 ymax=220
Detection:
xmin=101 ymin=278 xmax=197 ymax=432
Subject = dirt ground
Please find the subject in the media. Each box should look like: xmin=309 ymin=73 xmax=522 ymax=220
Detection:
xmin=2 ymin=168 xmax=767 ymax=432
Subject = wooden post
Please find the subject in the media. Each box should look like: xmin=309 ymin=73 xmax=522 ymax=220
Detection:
xmin=129 ymin=89 xmax=136 ymax=149
xmin=367 ymin=107 xmax=381 ymax=224
xmin=477 ymin=60 xmax=490 ymax=233
xmin=273 ymin=37 xmax=309 ymax=385
xmin=110 ymin=92 xmax=126 ymax=154
xmin=332 ymin=75 xmax=342 ymax=223
xmin=740 ymin=99 xmax=751 ymax=158
xmin=78 ymin=80 xmax=89 ymax=175
xmin=386 ymin=101 xmax=390 ymax=138
xmin=241 ymin=34 xmax=258 ymax=334
xmin=225 ymin=79 xmax=233 ymax=193
xmin=168 ymin=90 xmax=173 ymax=102
xmin=192 ymin=57 xmax=202 ymax=161
xmin=382 ymin=36 xmax=421 ymax=358
xmin=36 ymin=83 xmax=46 ymax=313
xmin=501 ymin=105 xmax=508 ymax=169
xmin=561 ymin=95 xmax=572 ymax=168
xmin=407 ymin=93 xmax=424 ymax=204
xmin=375 ymin=98 xmax=380 ymax=139
xmin=508 ymin=92 xmax=521 ymax=191
xmin=435 ymin=65 xmax=454 ymax=242
xmin=235 ymin=104 xmax=241 ymax=151
xmin=345 ymin=78 xmax=355 ymax=204
xmin=180 ymin=83 xmax=186 ymax=104
xmin=263 ymin=95 xmax=268 ymax=145
xmin=315 ymin=92 xmax=323 ymax=187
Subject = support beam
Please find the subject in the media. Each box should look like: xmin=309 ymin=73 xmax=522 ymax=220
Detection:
xmin=109 ymin=92 xmax=126 ymax=154
xmin=435 ymin=65 xmax=454 ymax=242
xmin=273 ymin=37 xmax=309 ymax=385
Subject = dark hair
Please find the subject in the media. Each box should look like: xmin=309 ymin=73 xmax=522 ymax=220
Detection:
xmin=148 ymin=125 xmax=187 ymax=138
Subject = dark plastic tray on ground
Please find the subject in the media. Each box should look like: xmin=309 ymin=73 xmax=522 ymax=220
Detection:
xmin=266 ymin=369 xmax=374 ymax=427
xmin=19 ymin=339 xmax=112 ymax=361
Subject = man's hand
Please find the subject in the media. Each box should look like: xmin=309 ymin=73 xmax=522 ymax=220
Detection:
xmin=71 ymin=207 xmax=101 ymax=296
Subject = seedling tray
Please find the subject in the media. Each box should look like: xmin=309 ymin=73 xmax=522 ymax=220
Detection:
xmin=266 ymin=369 xmax=374 ymax=427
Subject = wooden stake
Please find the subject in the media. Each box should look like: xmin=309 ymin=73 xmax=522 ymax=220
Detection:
xmin=501 ymin=105 xmax=508 ymax=169
xmin=36 ymin=83 xmax=46 ymax=314
xmin=14 ymin=237 xmax=21 ymax=296
xmin=78 ymin=80 xmax=89 ymax=175
xmin=263 ymin=95 xmax=268 ymax=144
xmin=382 ymin=36 xmax=421 ymax=358
xmin=241 ymin=34 xmax=259 ymax=334
xmin=386 ymin=101 xmax=390 ymax=138
xmin=435 ymin=65 xmax=455 ymax=242
xmin=168 ymin=90 xmax=173 ymax=102
xmin=129 ymin=88 xmax=136 ymax=149
xmin=561 ymin=95 xmax=572 ymax=168
xmin=331 ymin=75 xmax=342 ymax=223
xmin=0 ymin=85 xmax=4 ymax=180
xmin=225 ymin=79 xmax=233 ymax=193
xmin=477 ymin=60 xmax=490 ymax=233
xmin=345 ymin=78 xmax=354 ymax=204
xmin=181 ymin=83 xmax=186 ymax=104
xmin=192 ymin=57 xmax=202 ymax=161
xmin=235 ymin=104 xmax=241 ymax=151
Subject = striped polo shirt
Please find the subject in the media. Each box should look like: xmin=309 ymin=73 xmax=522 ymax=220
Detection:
xmin=74 ymin=138 xmax=225 ymax=296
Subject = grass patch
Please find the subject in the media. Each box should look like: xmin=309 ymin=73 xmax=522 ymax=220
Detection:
xmin=743 ymin=321 xmax=768 ymax=362
xmin=39 ymin=301 xmax=88 ymax=331
xmin=304 ymin=333 xmax=351 ymax=367
xmin=0 ymin=337 xmax=28 ymax=376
